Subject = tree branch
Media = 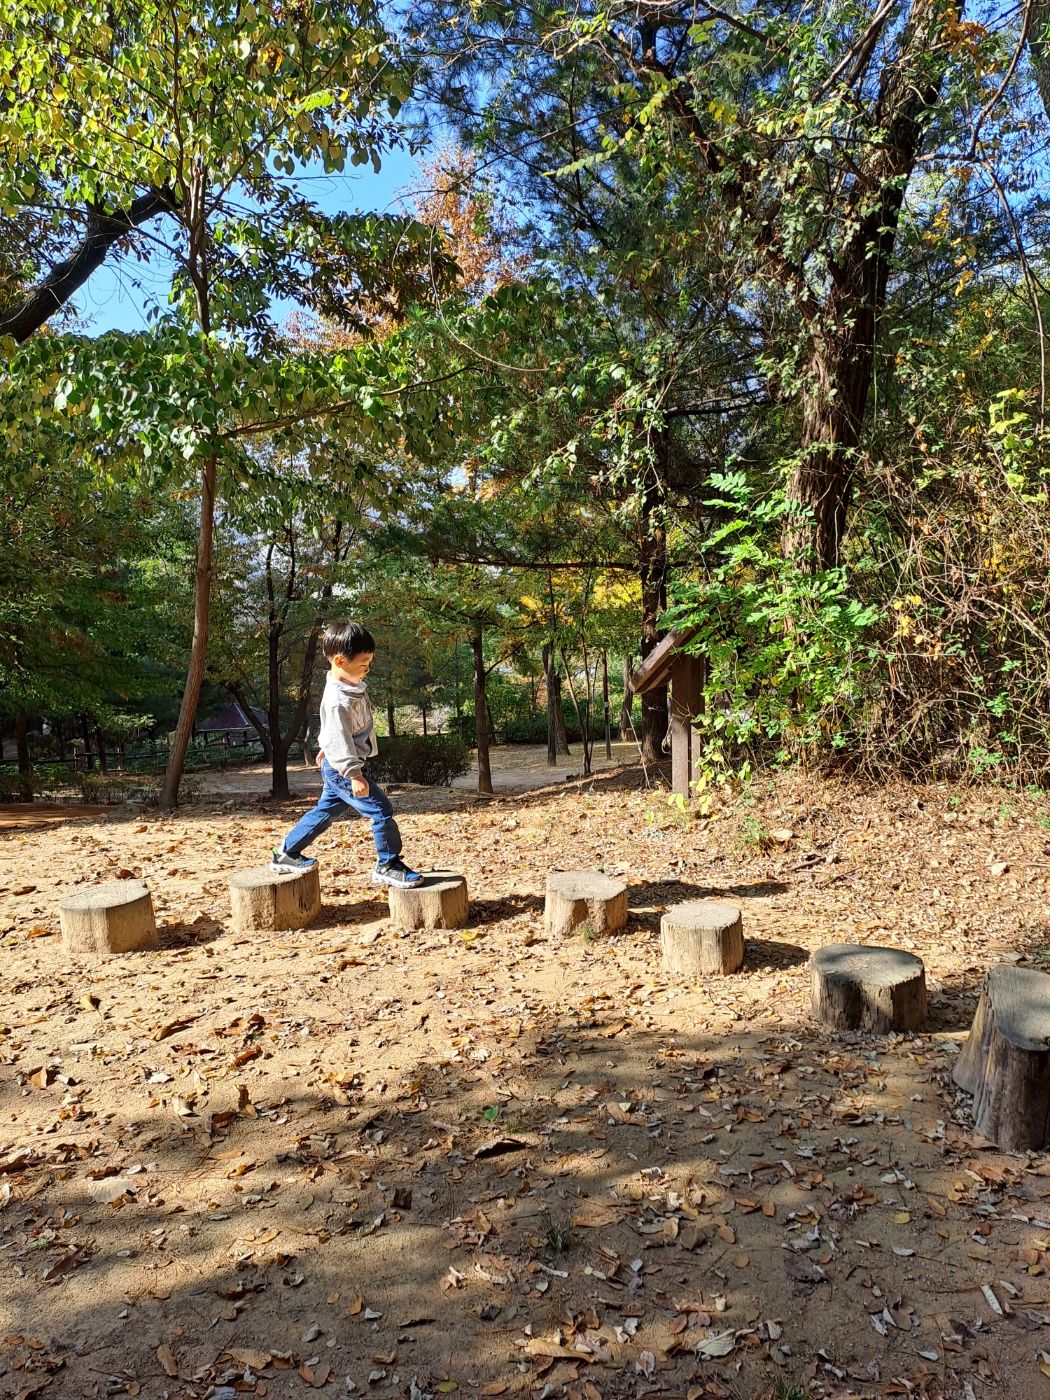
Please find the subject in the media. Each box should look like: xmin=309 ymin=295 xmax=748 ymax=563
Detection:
xmin=1 ymin=188 xmax=176 ymax=342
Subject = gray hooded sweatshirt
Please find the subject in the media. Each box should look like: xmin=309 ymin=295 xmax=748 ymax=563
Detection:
xmin=318 ymin=676 xmax=379 ymax=779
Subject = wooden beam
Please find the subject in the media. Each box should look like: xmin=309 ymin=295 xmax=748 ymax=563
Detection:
xmin=629 ymin=625 xmax=701 ymax=695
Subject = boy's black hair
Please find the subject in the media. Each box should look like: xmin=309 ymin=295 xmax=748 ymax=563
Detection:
xmin=322 ymin=621 xmax=376 ymax=660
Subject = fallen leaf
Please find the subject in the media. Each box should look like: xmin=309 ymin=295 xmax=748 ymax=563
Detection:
xmin=156 ymin=1344 xmax=178 ymax=1378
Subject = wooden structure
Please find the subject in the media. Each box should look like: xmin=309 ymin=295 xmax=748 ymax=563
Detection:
xmin=661 ymin=900 xmax=744 ymax=978
xmin=629 ymin=627 xmax=704 ymax=798
xmin=387 ymin=871 xmax=469 ymax=931
xmin=954 ymin=965 xmax=1050 ymax=1151
xmin=229 ymin=865 xmax=321 ymax=933
xmin=810 ymin=944 xmax=927 ymax=1032
xmin=545 ymin=871 xmax=628 ymax=937
xmin=59 ymin=880 xmax=159 ymax=954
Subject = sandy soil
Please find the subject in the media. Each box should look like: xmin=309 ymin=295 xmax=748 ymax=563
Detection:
xmin=2 ymin=767 xmax=1050 ymax=1400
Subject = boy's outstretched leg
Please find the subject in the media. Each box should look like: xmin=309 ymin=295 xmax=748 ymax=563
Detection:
xmin=272 ymin=782 xmax=350 ymax=871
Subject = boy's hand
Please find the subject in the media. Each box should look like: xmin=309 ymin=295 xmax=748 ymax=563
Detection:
xmin=315 ymin=749 xmax=325 ymax=769
xmin=350 ymin=774 xmax=369 ymax=798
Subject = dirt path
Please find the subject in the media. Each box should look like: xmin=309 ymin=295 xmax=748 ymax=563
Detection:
xmin=198 ymin=743 xmax=646 ymax=798
xmin=2 ymin=773 xmax=1050 ymax=1399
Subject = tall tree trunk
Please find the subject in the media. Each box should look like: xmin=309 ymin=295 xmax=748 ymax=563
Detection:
xmin=80 ymin=713 xmax=94 ymax=771
xmin=472 ymin=626 xmax=493 ymax=795
xmin=162 ymin=184 xmax=216 ymax=810
xmin=14 ymin=711 xmax=32 ymax=802
xmin=640 ymin=470 xmax=669 ymax=764
xmin=781 ymin=2 xmax=951 ymax=567
xmin=271 ymin=741 xmax=291 ymax=802
xmin=162 ymin=450 xmax=218 ymax=808
xmin=601 ymin=650 xmax=612 ymax=759
xmin=543 ymin=642 xmax=570 ymax=765
xmin=386 ymin=698 xmax=397 ymax=736
xmin=421 ymin=704 xmax=428 ymax=737
xmin=619 ymin=655 xmax=635 ymax=740
xmin=266 ymin=614 xmax=289 ymax=798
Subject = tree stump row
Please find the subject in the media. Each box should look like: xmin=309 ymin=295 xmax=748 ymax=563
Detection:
xmin=661 ymin=899 xmax=744 ymax=978
xmin=229 ymin=865 xmax=321 ymax=934
xmin=953 ymin=964 xmax=1050 ymax=1151
xmin=544 ymin=871 xmax=627 ymax=937
xmin=387 ymin=872 xmax=469 ymax=930
xmin=59 ymin=880 xmax=159 ymax=954
xmin=810 ymin=943 xmax=927 ymax=1032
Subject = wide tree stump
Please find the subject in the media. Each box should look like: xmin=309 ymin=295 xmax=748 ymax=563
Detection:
xmin=387 ymin=871 xmax=468 ymax=930
xmin=954 ymin=965 xmax=1050 ymax=1151
xmin=545 ymin=871 xmax=627 ymax=938
xmin=661 ymin=900 xmax=744 ymax=978
xmin=810 ymin=943 xmax=927 ymax=1032
xmin=60 ymin=880 xmax=158 ymax=954
xmin=230 ymin=865 xmax=320 ymax=933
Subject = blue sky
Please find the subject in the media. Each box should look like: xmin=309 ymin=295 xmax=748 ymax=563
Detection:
xmin=76 ymin=145 xmax=424 ymax=335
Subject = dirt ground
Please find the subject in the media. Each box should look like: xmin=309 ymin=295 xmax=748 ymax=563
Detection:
xmin=3 ymin=763 xmax=1050 ymax=1400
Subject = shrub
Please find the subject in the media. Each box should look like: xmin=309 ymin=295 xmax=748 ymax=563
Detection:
xmin=369 ymin=734 xmax=471 ymax=787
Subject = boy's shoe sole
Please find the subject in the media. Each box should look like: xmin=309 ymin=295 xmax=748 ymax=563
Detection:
xmin=371 ymin=867 xmax=424 ymax=888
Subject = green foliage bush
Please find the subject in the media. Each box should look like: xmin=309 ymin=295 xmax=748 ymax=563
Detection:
xmin=665 ymin=473 xmax=879 ymax=791
xmin=368 ymin=734 xmax=471 ymax=787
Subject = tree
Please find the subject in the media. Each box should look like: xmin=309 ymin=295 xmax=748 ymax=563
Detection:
xmin=0 ymin=0 xmax=465 ymax=806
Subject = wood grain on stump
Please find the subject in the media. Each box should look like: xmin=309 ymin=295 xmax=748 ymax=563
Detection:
xmin=387 ymin=871 xmax=468 ymax=930
xmin=661 ymin=900 xmax=744 ymax=978
xmin=954 ymin=965 xmax=1050 ymax=1151
xmin=229 ymin=865 xmax=321 ymax=933
xmin=544 ymin=871 xmax=627 ymax=938
xmin=60 ymin=880 xmax=158 ymax=954
xmin=810 ymin=943 xmax=927 ymax=1032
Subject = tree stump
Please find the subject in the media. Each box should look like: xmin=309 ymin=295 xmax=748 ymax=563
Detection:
xmin=953 ymin=965 xmax=1050 ymax=1151
xmin=60 ymin=880 xmax=158 ymax=954
xmin=810 ymin=943 xmax=927 ymax=1032
xmin=387 ymin=871 xmax=468 ymax=930
xmin=544 ymin=871 xmax=627 ymax=937
xmin=661 ymin=900 xmax=744 ymax=978
xmin=229 ymin=865 xmax=321 ymax=934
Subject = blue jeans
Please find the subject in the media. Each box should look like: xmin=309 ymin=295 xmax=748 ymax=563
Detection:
xmin=281 ymin=761 xmax=402 ymax=866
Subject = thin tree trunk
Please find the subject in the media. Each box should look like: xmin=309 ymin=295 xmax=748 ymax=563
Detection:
xmin=559 ymin=647 xmax=592 ymax=776
xmin=543 ymin=642 xmax=570 ymax=764
xmin=162 ymin=176 xmax=216 ymax=810
xmin=14 ymin=711 xmax=32 ymax=802
xmin=619 ymin=655 xmax=635 ymax=740
xmin=472 ymin=626 xmax=493 ymax=795
xmin=162 ymin=450 xmax=218 ymax=808
xmin=640 ymin=470 xmax=669 ymax=764
xmin=80 ymin=713 xmax=94 ymax=771
xmin=602 ymin=650 xmax=612 ymax=759
xmin=421 ymin=705 xmax=428 ymax=737
xmin=94 ymin=725 xmax=108 ymax=774
xmin=386 ymin=698 xmax=397 ymax=736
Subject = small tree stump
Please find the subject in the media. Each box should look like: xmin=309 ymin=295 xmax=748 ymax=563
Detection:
xmin=810 ymin=943 xmax=927 ymax=1032
xmin=545 ymin=871 xmax=627 ymax=938
xmin=229 ymin=865 xmax=320 ymax=934
xmin=954 ymin=965 xmax=1050 ymax=1151
xmin=661 ymin=900 xmax=744 ymax=978
xmin=60 ymin=880 xmax=158 ymax=954
xmin=387 ymin=871 xmax=468 ymax=930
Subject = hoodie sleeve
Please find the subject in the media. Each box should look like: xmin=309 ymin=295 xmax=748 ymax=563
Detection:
xmin=318 ymin=694 xmax=364 ymax=778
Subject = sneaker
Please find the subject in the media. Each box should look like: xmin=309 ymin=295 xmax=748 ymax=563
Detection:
xmin=270 ymin=847 xmax=317 ymax=873
xmin=372 ymin=858 xmax=423 ymax=888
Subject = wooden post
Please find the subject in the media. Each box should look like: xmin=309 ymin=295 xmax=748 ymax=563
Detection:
xmin=669 ymin=655 xmax=704 ymax=799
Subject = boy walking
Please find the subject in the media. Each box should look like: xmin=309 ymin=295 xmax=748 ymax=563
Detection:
xmin=272 ymin=621 xmax=423 ymax=887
